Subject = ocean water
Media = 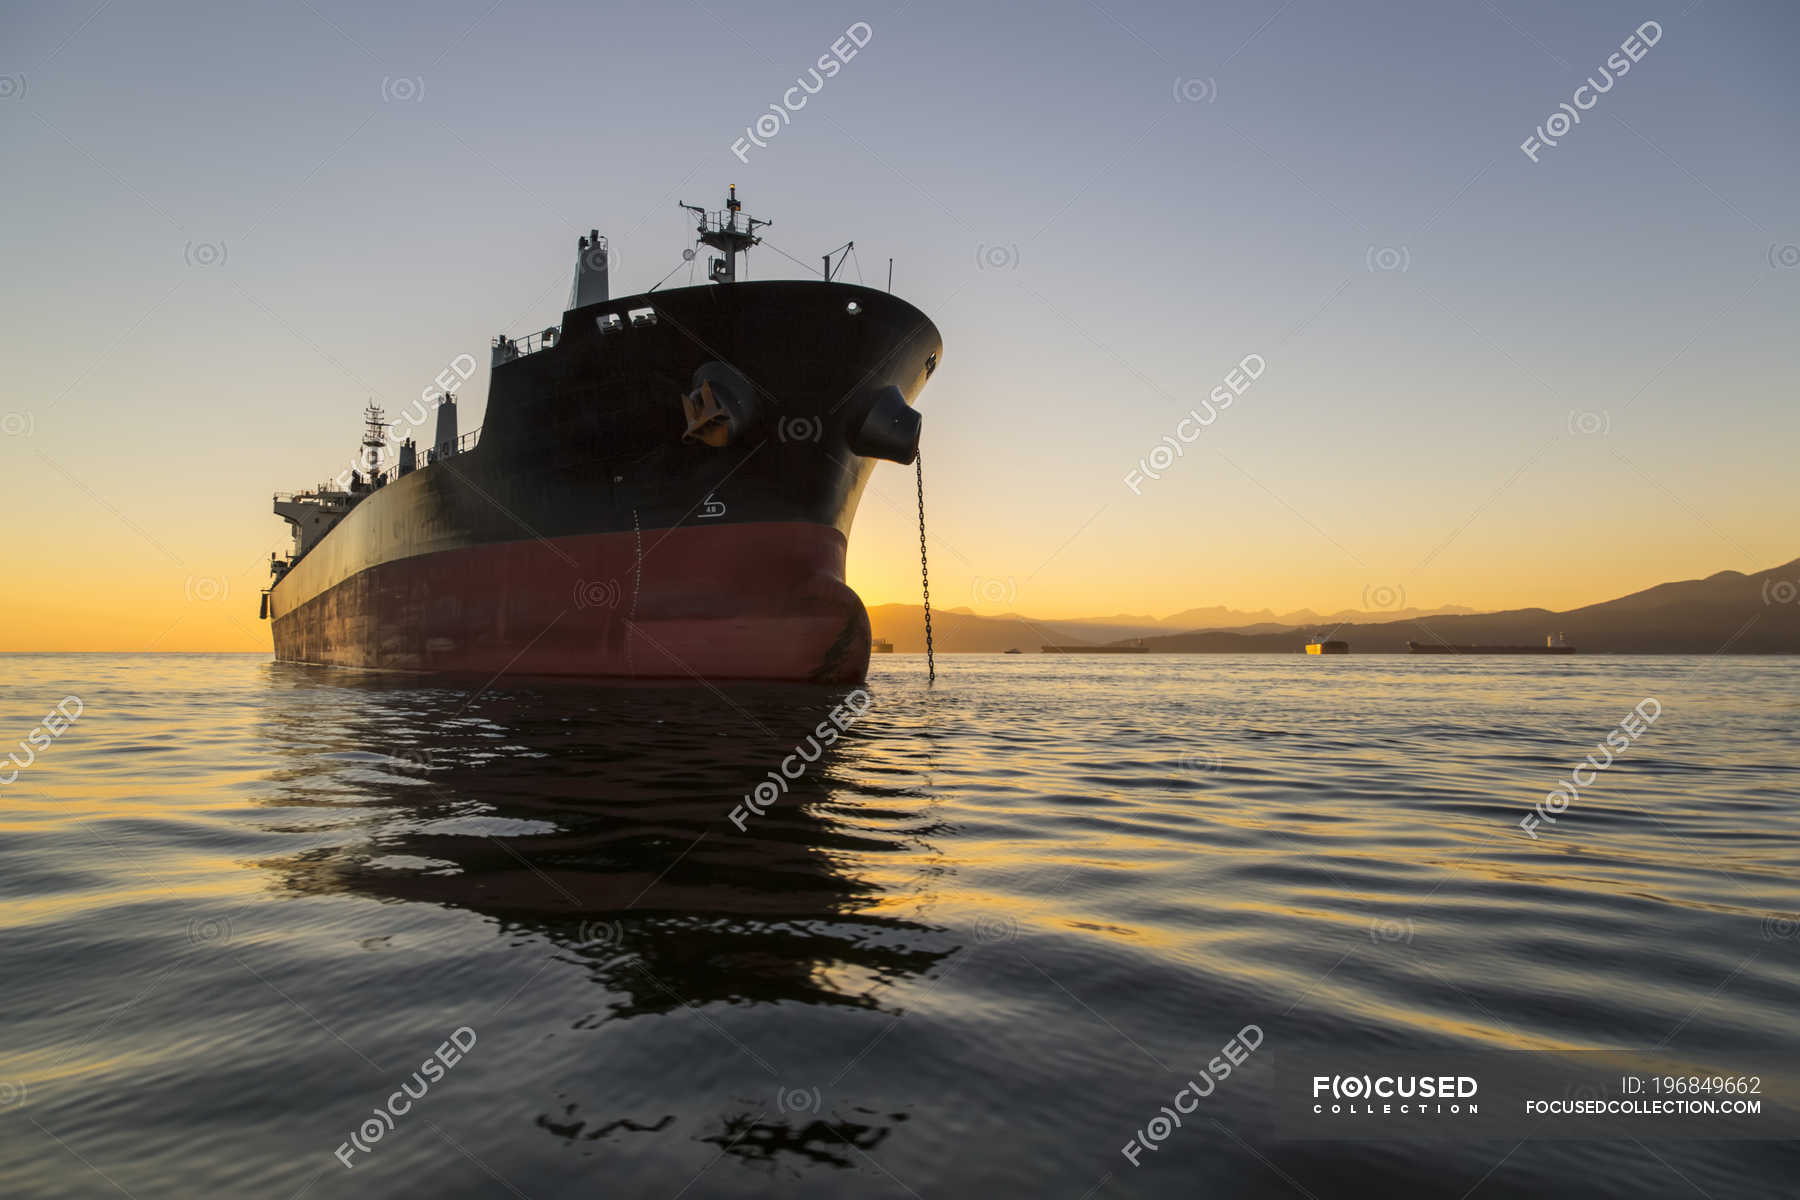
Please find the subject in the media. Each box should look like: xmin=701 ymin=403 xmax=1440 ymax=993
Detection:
xmin=2 ymin=652 xmax=1797 ymax=1198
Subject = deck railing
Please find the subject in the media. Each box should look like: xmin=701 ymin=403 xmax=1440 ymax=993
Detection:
xmin=281 ymin=426 xmax=485 ymax=497
xmin=369 ymin=426 xmax=483 ymax=485
xmin=493 ymin=327 xmax=559 ymax=363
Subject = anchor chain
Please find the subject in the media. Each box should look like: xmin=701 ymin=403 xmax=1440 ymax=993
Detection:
xmin=915 ymin=452 xmax=934 ymax=682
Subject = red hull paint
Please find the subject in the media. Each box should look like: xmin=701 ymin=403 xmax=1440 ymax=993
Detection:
xmin=270 ymin=522 xmax=870 ymax=683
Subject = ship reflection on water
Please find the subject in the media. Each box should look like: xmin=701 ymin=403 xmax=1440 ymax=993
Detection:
xmin=8 ymin=654 xmax=1798 ymax=1197
xmin=253 ymin=668 xmax=946 ymax=1172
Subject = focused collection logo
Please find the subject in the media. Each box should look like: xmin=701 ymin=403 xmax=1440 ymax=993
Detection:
xmin=1311 ymin=1073 xmax=1479 ymax=1117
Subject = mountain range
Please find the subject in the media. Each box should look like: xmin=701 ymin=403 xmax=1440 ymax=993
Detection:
xmin=867 ymin=558 xmax=1800 ymax=654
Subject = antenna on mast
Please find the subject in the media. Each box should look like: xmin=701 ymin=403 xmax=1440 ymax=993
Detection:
xmin=360 ymin=401 xmax=390 ymax=480
xmin=820 ymin=241 xmax=854 ymax=282
xmin=678 ymin=185 xmax=770 ymax=284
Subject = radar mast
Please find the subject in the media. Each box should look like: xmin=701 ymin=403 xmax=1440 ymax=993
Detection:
xmin=679 ymin=185 xmax=770 ymax=284
xmin=360 ymin=401 xmax=390 ymax=480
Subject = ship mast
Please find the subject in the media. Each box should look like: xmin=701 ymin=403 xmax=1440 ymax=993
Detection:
xmin=360 ymin=401 xmax=389 ymax=482
xmin=679 ymin=185 xmax=770 ymax=284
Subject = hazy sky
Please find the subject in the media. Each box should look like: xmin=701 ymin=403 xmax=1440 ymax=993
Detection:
xmin=4 ymin=0 xmax=1797 ymax=649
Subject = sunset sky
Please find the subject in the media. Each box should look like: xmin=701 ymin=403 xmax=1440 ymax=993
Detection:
xmin=5 ymin=0 xmax=1797 ymax=650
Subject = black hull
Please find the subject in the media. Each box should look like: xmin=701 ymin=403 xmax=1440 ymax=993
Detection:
xmin=270 ymin=280 xmax=941 ymax=621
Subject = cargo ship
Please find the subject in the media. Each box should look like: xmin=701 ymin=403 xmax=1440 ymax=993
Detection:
xmin=1304 ymin=639 xmax=1348 ymax=654
xmin=1408 ymin=634 xmax=1576 ymax=655
xmin=1042 ymin=640 xmax=1149 ymax=653
xmin=261 ymin=188 xmax=942 ymax=683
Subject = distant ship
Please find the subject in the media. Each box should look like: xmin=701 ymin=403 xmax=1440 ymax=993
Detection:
xmin=1409 ymin=633 xmax=1576 ymax=655
xmin=871 ymin=638 xmax=894 ymax=654
xmin=261 ymin=188 xmax=941 ymax=683
xmin=1305 ymin=639 xmax=1348 ymax=654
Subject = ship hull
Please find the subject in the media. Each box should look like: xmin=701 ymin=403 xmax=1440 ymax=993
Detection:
xmin=271 ymin=522 xmax=868 ymax=682
xmin=267 ymin=279 xmax=941 ymax=683
xmin=1406 ymin=643 xmax=1576 ymax=655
